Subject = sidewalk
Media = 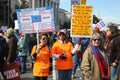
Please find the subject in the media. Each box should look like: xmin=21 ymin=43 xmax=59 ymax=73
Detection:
xmin=24 ymin=56 xmax=83 ymax=80
xmin=21 ymin=66 xmax=83 ymax=80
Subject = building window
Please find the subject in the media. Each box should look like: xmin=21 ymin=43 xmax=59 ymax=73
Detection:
xmin=43 ymin=0 xmax=45 ymax=6
xmin=51 ymin=1 xmax=53 ymax=6
xmin=47 ymin=0 xmax=50 ymax=6
xmin=39 ymin=0 xmax=41 ymax=7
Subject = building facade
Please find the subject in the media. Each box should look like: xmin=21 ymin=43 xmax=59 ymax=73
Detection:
xmin=0 ymin=0 xmax=71 ymax=30
xmin=59 ymin=9 xmax=71 ymax=26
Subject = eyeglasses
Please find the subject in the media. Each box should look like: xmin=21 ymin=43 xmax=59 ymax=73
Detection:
xmin=92 ymin=39 xmax=100 ymax=41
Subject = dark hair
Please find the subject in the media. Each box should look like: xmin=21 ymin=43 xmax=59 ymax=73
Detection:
xmin=107 ymin=23 xmax=118 ymax=34
xmin=39 ymin=33 xmax=48 ymax=39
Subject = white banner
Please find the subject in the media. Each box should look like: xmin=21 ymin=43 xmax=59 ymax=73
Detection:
xmin=96 ymin=21 xmax=106 ymax=30
xmin=16 ymin=6 xmax=55 ymax=33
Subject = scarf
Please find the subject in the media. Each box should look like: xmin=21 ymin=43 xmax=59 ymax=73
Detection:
xmin=91 ymin=45 xmax=110 ymax=78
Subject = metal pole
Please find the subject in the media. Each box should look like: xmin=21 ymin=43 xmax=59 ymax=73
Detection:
xmin=52 ymin=57 xmax=57 ymax=80
xmin=81 ymin=0 xmax=86 ymax=5
xmin=37 ymin=28 xmax=39 ymax=45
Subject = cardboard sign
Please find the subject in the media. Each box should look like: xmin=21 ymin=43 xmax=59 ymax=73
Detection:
xmin=71 ymin=5 xmax=93 ymax=37
xmin=3 ymin=62 xmax=20 ymax=80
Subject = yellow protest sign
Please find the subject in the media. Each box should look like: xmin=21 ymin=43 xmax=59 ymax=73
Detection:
xmin=71 ymin=5 xmax=93 ymax=37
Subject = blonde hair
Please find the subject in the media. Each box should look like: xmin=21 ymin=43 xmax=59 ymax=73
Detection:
xmin=6 ymin=28 xmax=14 ymax=36
xmin=90 ymin=33 xmax=101 ymax=42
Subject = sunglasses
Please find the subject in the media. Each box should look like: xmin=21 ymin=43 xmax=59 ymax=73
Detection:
xmin=93 ymin=39 xmax=100 ymax=41
xmin=59 ymin=33 xmax=65 ymax=36
xmin=106 ymin=30 xmax=110 ymax=32
xmin=41 ymin=37 xmax=47 ymax=40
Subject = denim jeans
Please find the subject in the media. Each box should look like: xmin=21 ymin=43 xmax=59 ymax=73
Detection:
xmin=58 ymin=69 xmax=72 ymax=80
xmin=19 ymin=56 xmax=27 ymax=73
xmin=110 ymin=66 xmax=117 ymax=80
xmin=72 ymin=54 xmax=81 ymax=74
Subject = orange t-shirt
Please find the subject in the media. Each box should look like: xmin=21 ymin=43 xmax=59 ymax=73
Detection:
xmin=31 ymin=45 xmax=50 ymax=76
xmin=51 ymin=41 xmax=74 ymax=70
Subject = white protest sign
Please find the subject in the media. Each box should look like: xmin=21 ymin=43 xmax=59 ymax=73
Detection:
xmin=16 ymin=6 xmax=55 ymax=33
xmin=96 ymin=21 xmax=106 ymax=30
xmin=14 ymin=20 xmax=19 ymax=29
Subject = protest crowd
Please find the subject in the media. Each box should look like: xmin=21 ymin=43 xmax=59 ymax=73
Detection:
xmin=0 ymin=0 xmax=120 ymax=80
xmin=0 ymin=22 xmax=120 ymax=80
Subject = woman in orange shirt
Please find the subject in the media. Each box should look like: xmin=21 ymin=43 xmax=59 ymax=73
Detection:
xmin=31 ymin=33 xmax=50 ymax=80
xmin=51 ymin=29 xmax=74 ymax=80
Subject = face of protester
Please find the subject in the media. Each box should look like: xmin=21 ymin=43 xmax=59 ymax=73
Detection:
xmin=20 ymin=34 xmax=24 ymax=39
xmin=92 ymin=38 xmax=101 ymax=47
xmin=106 ymin=28 xmax=112 ymax=37
xmin=39 ymin=35 xmax=48 ymax=46
xmin=58 ymin=32 xmax=66 ymax=41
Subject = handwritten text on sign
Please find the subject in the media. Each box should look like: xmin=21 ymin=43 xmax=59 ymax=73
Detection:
xmin=71 ymin=5 xmax=93 ymax=37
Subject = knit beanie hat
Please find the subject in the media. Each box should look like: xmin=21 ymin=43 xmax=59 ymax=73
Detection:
xmin=6 ymin=28 xmax=14 ymax=36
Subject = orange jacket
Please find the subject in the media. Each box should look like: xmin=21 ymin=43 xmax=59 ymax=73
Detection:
xmin=31 ymin=45 xmax=50 ymax=77
xmin=51 ymin=41 xmax=74 ymax=70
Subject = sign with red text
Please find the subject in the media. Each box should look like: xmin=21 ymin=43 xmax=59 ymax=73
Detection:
xmin=16 ymin=6 xmax=55 ymax=33
xmin=71 ymin=5 xmax=93 ymax=37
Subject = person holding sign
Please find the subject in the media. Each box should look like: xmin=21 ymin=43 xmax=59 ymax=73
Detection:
xmin=30 ymin=33 xmax=51 ymax=80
